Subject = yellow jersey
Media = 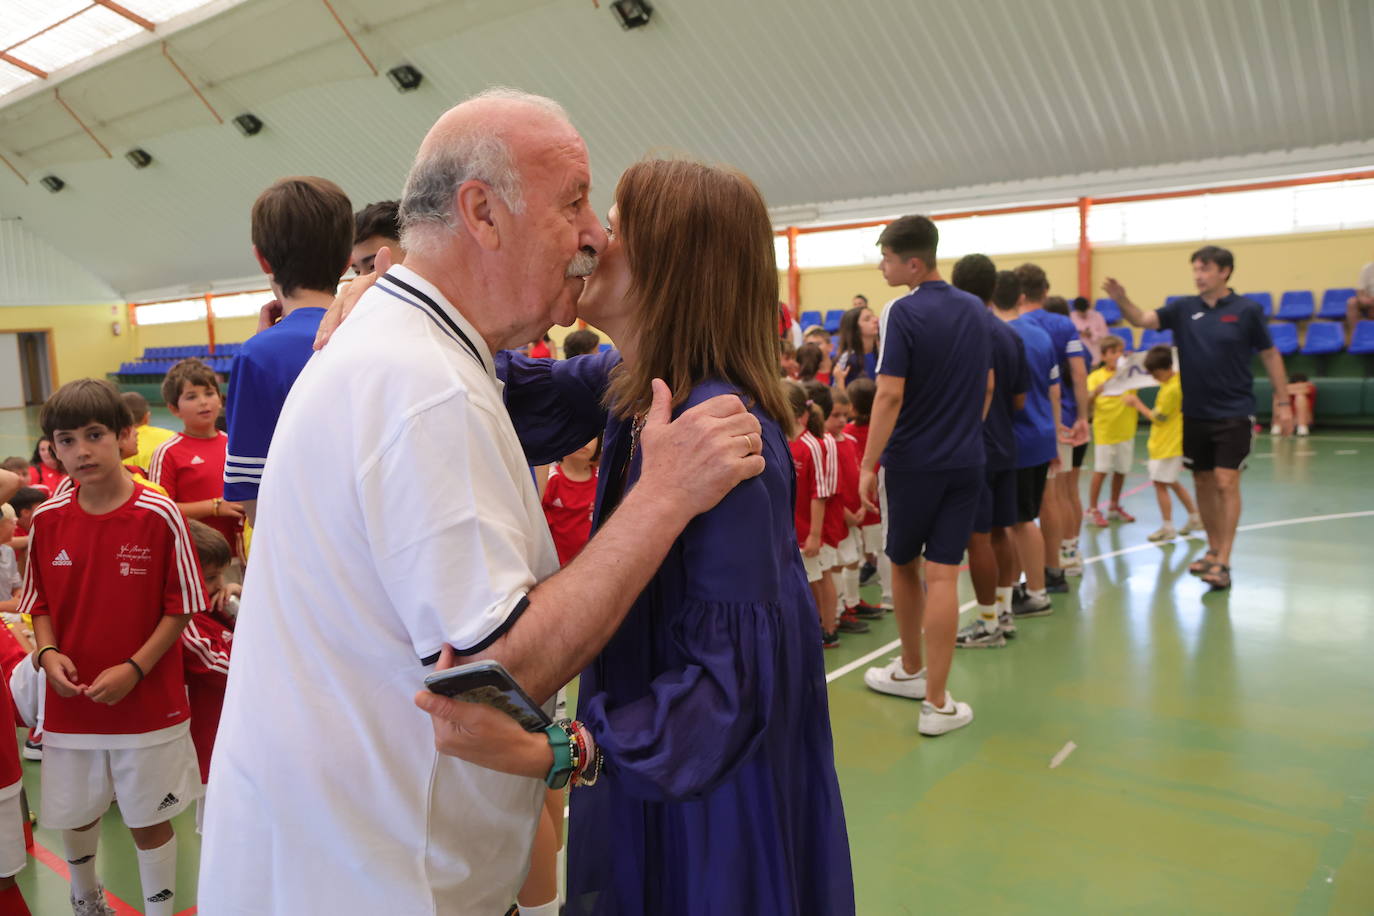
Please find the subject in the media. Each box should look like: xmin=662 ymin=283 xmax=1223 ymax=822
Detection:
xmin=132 ymin=423 xmax=177 ymax=474
xmin=1147 ymin=373 xmax=1184 ymax=460
xmin=1088 ymin=366 xmax=1139 ymax=446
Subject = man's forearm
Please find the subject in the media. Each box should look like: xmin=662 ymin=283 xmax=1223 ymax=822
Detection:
xmin=1115 ymin=294 xmax=1157 ymax=329
xmin=862 ymin=388 xmax=902 ymax=471
xmin=474 ymin=487 xmax=695 ymax=703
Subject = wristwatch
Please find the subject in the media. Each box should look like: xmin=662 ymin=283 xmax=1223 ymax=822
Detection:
xmin=543 ymin=722 xmax=575 ymax=789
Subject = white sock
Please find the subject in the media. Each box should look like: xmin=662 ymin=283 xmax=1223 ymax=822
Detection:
xmin=878 ymin=552 xmax=893 ymax=604
xmin=995 ymin=586 xmax=1013 ymax=613
xmin=977 ymin=602 xmax=997 ymax=625
xmin=136 ymin=835 xmax=177 ymax=916
xmin=1061 ymin=538 xmax=1076 ymax=556
xmin=842 ymin=566 xmax=860 ymax=608
xmin=519 ymin=899 xmax=560 ymax=916
xmin=62 ymin=826 xmax=101 ymax=901
xmin=1029 ymin=588 xmax=1048 ymax=601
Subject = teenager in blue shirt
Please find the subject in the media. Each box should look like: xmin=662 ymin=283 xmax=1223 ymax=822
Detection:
xmin=951 ymin=255 xmax=1029 ymax=649
xmin=858 ymin=216 xmax=992 ymax=737
xmin=1015 ymin=263 xmax=1089 ymax=590
xmin=224 ymin=176 xmax=353 ymax=525
xmin=1102 ymin=245 xmax=1292 ymax=590
xmin=833 ymin=304 xmax=880 ymax=389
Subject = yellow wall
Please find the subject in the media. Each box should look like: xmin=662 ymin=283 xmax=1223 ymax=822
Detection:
xmin=0 ymin=303 xmax=134 ymax=386
xmin=783 ymin=226 xmax=1374 ymax=325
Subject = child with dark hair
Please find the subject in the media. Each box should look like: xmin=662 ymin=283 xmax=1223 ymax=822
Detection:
xmin=28 ymin=436 xmax=66 ymax=494
xmin=843 ymin=378 xmax=891 ymax=608
xmin=121 ymin=391 xmax=175 ymax=474
xmin=801 ymin=328 xmax=834 ymax=384
xmin=787 ymin=381 xmax=840 ymax=647
xmin=561 ymin=329 xmax=602 ymax=359
xmin=833 ymin=305 xmax=880 ymax=389
xmin=1125 ymin=346 xmax=1201 ymax=541
xmin=796 ymin=342 xmax=825 ymax=384
xmin=541 ymin=438 xmax=599 ymax=566
xmin=826 ymin=388 xmax=882 ymax=624
xmin=23 ymin=377 xmax=205 ymax=915
xmin=808 ymin=382 xmax=868 ymax=636
xmin=1086 ymin=336 xmax=1137 ymax=526
xmin=152 ymin=359 xmax=245 ymax=562
xmin=779 ymin=338 xmax=800 ymax=379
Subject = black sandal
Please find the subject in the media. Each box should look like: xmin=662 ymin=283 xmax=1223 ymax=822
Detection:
xmin=1188 ymin=550 xmax=1217 ymax=576
xmin=1200 ymin=562 xmax=1231 ymax=590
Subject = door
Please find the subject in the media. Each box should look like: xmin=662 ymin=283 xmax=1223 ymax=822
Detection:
xmin=17 ymin=332 xmax=50 ymax=406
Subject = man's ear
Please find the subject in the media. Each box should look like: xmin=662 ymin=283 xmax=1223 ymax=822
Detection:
xmin=252 ymin=245 xmax=274 ymax=277
xmin=455 ymin=180 xmax=501 ymax=252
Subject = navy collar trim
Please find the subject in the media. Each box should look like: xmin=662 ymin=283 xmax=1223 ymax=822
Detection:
xmin=377 ymin=272 xmax=485 ymax=370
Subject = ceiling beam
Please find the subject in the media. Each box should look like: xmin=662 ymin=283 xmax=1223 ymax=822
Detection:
xmin=0 ymin=52 xmax=47 ymax=79
xmin=93 ymin=0 xmax=156 ymax=31
xmin=54 ymin=88 xmax=113 ymax=159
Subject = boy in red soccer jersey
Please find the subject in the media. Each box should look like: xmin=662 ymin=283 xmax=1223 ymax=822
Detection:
xmin=179 ymin=520 xmax=238 ymax=831
xmin=540 ymin=437 xmax=599 ymax=567
xmin=827 ymin=390 xmax=884 ymax=624
xmin=843 ymin=379 xmax=892 ymax=610
xmin=150 ymin=359 xmax=246 ymax=567
xmin=20 ymin=379 xmax=206 ymax=916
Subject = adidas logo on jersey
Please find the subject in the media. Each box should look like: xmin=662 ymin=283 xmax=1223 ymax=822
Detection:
xmin=147 ymin=889 xmax=174 ymax=903
xmin=156 ymin=792 xmax=179 ymax=811
xmin=190 ymin=455 xmax=206 ymax=465
xmin=52 ymin=549 xmax=73 ymax=567
xmin=552 ymin=498 xmax=564 ymax=508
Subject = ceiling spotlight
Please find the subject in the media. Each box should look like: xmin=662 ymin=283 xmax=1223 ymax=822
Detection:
xmin=610 ymin=0 xmax=653 ymax=29
xmin=40 ymin=175 xmax=65 ymax=193
xmin=233 ymin=113 xmax=264 ymax=137
xmin=387 ymin=64 xmax=423 ymax=92
xmin=126 ymin=148 xmax=153 ymax=169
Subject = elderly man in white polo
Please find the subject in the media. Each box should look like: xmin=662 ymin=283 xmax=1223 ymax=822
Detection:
xmin=199 ymin=89 xmax=764 ymax=915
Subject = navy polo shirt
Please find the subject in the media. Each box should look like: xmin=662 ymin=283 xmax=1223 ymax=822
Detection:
xmin=876 ymin=281 xmax=990 ymax=471
xmin=1019 ymin=307 xmax=1086 ymax=427
xmin=1155 ymin=292 xmax=1273 ymax=420
xmin=984 ymin=310 xmax=1028 ymax=472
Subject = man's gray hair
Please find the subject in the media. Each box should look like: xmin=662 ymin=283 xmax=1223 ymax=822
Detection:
xmin=399 ymin=88 xmax=571 ymax=256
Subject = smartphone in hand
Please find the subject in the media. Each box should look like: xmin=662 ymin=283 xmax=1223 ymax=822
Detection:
xmin=423 ymin=659 xmax=551 ymax=732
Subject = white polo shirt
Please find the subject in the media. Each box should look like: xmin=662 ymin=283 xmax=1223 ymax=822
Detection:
xmin=199 ymin=265 xmax=560 ymax=915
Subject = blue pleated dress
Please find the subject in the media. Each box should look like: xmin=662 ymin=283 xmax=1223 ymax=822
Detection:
xmin=499 ymin=352 xmax=854 ymax=916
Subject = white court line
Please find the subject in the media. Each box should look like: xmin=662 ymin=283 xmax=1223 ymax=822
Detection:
xmin=1049 ymin=741 xmax=1077 ymax=769
xmin=824 ymin=509 xmax=1374 ymax=684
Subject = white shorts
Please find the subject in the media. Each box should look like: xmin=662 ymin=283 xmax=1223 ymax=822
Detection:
xmin=41 ymin=731 xmax=202 ymax=829
xmin=801 ymin=544 xmax=838 ymax=583
xmin=861 ymin=523 xmax=883 ymax=556
xmin=835 ymin=529 xmax=862 ymax=568
xmin=8 ymin=656 xmax=43 ymax=729
xmin=0 ymin=784 xmax=24 ymax=878
xmin=1148 ymin=456 xmax=1184 ymax=484
xmin=1094 ymin=440 xmax=1135 ymax=475
xmin=1057 ymin=441 xmax=1074 ymax=472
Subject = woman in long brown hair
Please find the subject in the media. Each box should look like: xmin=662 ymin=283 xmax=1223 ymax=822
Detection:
xmin=490 ymin=158 xmax=855 ymax=915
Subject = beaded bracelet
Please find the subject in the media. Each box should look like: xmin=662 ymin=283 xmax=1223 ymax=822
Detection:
xmin=569 ymin=720 xmax=603 ymax=788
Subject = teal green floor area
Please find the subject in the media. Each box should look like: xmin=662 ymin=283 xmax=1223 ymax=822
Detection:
xmin=2 ymin=402 xmax=1372 ymax=914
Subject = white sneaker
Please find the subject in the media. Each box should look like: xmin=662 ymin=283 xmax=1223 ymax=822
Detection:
xmin=1271 ymin=423 xmax=1281 ymax=436
xmin=918 ymin=694 xmax=974 ymax=736
xmin=998 ymin=610 xmax=1018 ymax=637
xmin=72 ymin=887 xmax=116 ymax=916
xmin=1148 ymin=525 xmax=1177 ymax=542
xmin=1297 ymin=424 xmax=1309 ymax=436
xmin=1060 ymin=549 xmax=1084 ymax=576
xmin=863 ymin=657 xmax=926 ymax=699
xmin=1179 ymin=514 xmax=1203 ymax=535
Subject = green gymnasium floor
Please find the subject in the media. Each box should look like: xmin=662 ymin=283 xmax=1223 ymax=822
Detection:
xmin=2 ymin=405 xmax=1372 ymax=914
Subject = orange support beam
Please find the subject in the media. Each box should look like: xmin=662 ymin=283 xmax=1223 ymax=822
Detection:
xmin=162 ymin=42 xmax=223 ymax=124
xmin=0 ymin=151 xmax=27 ymax=185
xmin=54 ymin=88 xmax=111 ymax=158
xmin=1077 ymin=196 xmax=1093 ymax=300
xmin=0 ymin=52 xmax=45 ymax=79
xmin=786 ymin=226 xmax=800 ymax=318
xmin=204 ymin=293 xmax=216 ymax=356
xmin=319 ymin=0 xmax=378 ymax=77
xmin=94 ymin=0 xmax=155 ymax=31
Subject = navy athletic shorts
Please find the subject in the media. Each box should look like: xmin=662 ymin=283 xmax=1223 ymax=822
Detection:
xmin=882 ymin=465 xmax=984 ymax=566
xmin=973 ymin=467 xmax=1018 ymax=534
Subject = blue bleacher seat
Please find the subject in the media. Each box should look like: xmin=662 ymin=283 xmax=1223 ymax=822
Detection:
xmin=1113 ymin=327 xmax=1134 ymax=352
xmin=1140 ymin=329 xmax=1173 ymax=350
xmin=1267 ymin=323 xmax=1298 ymax=355
xmin=1094 ymin=298 xmax=1121 ymax=324
xmin=1242 ymin=291 xmax=1273 ymax=317
xmin=1300 ymin=322 xmax=1344 ymax=355
xmin=1165 ymin=295 xmax=1187 ymax=308
xmin=1349 ymin=321 xmax=1374 ymax=355
xmin=823 ymin=309 xmax=845 ymax=334
xmin=598 ymin=342 xmax=613 ymax=353
xmin=1319 ymin=288 xmax=1357 ymax=321
xmin=1276 ymin=290 xmax=1314 ymax=321
xmin=798 ymin=310 xmax=822 ymax=331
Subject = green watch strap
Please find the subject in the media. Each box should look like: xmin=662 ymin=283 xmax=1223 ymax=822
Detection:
xmin=544 ymin=723 xmax=574 ymax=789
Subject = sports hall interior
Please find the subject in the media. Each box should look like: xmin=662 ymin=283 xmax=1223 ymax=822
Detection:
xmin=0 ymin=0 xmax=1371 ymax=913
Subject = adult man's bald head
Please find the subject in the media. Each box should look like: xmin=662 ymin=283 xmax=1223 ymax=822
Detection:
xmin=399 ymin=88 xmax=607 ymax=349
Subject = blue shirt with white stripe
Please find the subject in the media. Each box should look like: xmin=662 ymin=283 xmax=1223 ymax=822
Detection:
xmin=223 ymin=306 xmax=326 ymax=502
xmin=1019 ymin=307 xmax=1086 ymax=427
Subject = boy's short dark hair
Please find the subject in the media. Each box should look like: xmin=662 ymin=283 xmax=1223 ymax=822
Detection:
xmin=121 ymin=390 xmax=151 ymax=422
xmin=186 ymin=518 xmax=232 ymax=571
xmin=1045 ymin=295 xmax=1070 ymax=316
xmin=951 ymin=253 xmax=996 ymax=303
xmin=1014 ymin=263 xmax=1049 ymax=302
xmin=992 ymin=270 xmax=1021 ymax=310
xmin=8 ymin=487 xmax=46 ymax=515
xmin=1 ymin=456 xmax=26 ymax=475
xmin=846 ymin=377 xmax=876 ymax=421
xmin=41 ymin=379 xmax=134 ymax=439
xmin=1190 ymin=245 xmax=1234 ymax=281
xmin=162 ymin=357 xmax=221 ymax=407
xmin=562 ymin=329 xmax=601 ymax=358
xmin=878 ymin=215 xmax=938 ymax=268
xmin=853 ymin=294 xmax=868 ymax=304
xmin=1143 ymin=344 xmax=1174 ymax=372
xmin=251 ymin=176 xmax=353 ymax=297
xmin=354 ymin=200 xmax=402 ymax=245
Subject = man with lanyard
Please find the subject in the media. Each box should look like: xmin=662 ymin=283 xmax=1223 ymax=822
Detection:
xmin=1103 ymin=245 xmax=1292 ymax=590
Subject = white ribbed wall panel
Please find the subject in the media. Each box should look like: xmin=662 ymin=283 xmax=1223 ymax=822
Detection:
xmin=0 ymin=218 xmax=121 ymax=305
